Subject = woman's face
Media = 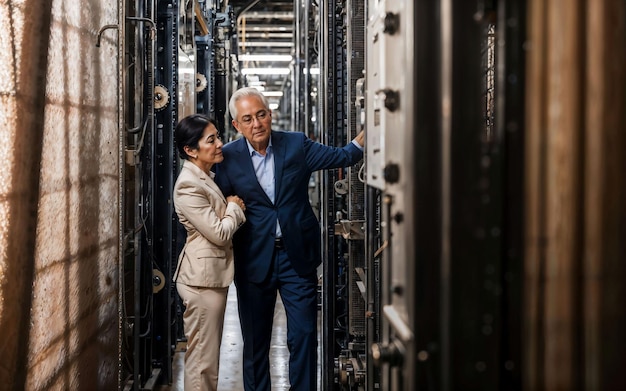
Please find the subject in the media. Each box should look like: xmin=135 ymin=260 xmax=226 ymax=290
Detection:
xmin=186 ymin=123 xmax=223 ymax=171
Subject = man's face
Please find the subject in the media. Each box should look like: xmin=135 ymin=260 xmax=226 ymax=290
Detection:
xmin=231 ymin=95 xmax=272 ymax=150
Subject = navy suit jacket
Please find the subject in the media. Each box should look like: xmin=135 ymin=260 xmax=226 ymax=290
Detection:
xmin=214 ymin=131 xmax=363 ymax=283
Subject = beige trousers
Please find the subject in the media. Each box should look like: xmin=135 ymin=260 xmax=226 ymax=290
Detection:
xmin=176 ymin=282 xmax=229 ymax=391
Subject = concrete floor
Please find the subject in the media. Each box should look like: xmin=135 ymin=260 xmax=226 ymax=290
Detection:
xmin=156 ymin=284 xmax=298 ymax=391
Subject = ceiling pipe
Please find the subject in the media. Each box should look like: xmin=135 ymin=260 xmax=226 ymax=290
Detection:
xmin=236 ymin=0 xmax=261 ymax=26
xmin=236 ymin=0 xmax=261 ymax=52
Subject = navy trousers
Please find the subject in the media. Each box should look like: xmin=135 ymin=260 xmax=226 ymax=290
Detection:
xmin=235 ymin=246 xmax=318 ymax=391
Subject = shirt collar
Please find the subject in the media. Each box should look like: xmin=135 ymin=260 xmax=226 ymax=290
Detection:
xmin=245 ymin=136 xmax=273 ymax=157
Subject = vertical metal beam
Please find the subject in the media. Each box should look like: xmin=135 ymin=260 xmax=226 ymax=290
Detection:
xmin=412 ymin=0 xmax=443 ymax=389
xmin=365 ymin=185 xmax=378 ymax=391
xmin=319 ymin=1 xmax=333 ymax=388
xmin=303 ymin=0 xmax=310 ymax=137
xmin=496 ymin=1 xmax=525 ymax=389
xmin=439 ymin=1 xmax=453 ymax=390
xmin=293 ymin=0 xmax=301 ymax=132
xmin=584 ymin=1 xmax=626 ymax=389
xmin=118 ymin=0 xmax=126 ymax=384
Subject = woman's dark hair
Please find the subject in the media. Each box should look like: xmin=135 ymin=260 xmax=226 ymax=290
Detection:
xmin=174 ymin=114 xmax=218 ymax=160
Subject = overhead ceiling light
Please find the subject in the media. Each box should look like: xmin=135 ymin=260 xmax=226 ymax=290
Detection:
xmin=241 ymin=68 xmax=291 ymax=75
xmin=239 ymin=54 xmax=293 ymax=62
xmin=269 ymin=103 xmax=279 ymax=110
xmin=262 ymin=91 xmax=284 ymax=97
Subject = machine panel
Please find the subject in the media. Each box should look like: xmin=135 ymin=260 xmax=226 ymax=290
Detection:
xmin=365 ymin=0 xmax=410 ymax=193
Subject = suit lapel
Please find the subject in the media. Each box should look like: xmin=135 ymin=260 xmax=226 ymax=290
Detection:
xmin=272 ymin=132 xmax=285 ymax=202
xmin=203 ymin=175 xmax=226 ymax=203
xmin=184 ymin=161 xmax=226 ymax=203
xmin=236 ymin=137 xmax=256 ymax=177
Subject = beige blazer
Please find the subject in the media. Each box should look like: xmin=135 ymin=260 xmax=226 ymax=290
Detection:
xmin=173 ymin=161 xmax=246 ymax=288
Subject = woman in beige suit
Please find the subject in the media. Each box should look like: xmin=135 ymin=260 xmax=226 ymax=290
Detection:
xmin=173 ymin=114 xmax=246 ymax=391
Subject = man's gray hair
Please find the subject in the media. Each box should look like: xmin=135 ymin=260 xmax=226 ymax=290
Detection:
xmin=228 ymin=87 xmax=270 ymax=120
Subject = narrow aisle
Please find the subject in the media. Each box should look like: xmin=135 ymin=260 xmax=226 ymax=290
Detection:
xmin=159 ymin=284 xmax=292 ymax=390
xmin=218 ymin=285 xmax=291 ymax=390
xmin=217 ymin=284 xmax=244 ymax=389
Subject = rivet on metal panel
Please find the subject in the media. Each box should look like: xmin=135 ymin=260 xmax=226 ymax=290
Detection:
xmin=383 ymin=163 xmax=400 ymax=183
xmin=383 ymin=12 xmax=400 ymax=35
xmin=371 ymin=339 xmax=405 ymax=368
xmin=391 ymin=285 xmax=403 ymax=296
xmin=376 ymin=88 xmax=400 ymax=112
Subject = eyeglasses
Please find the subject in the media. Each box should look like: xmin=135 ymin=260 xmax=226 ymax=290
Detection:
xmin=238 ymin=110 xmax=269 ymax=125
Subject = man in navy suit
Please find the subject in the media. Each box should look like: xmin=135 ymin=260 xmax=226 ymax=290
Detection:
xmin=214 ymin=87 xmax=364 ymax=390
